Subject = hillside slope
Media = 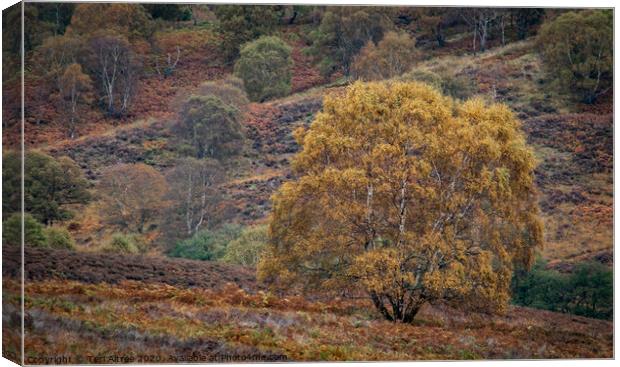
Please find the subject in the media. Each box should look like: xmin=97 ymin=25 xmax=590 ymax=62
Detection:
xmin=25 ymin=40 xmax=611 ymax=266
xmin=3 ymin=246 xmax=257 ymax=291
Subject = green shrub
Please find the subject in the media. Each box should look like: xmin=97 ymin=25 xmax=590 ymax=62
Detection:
xmin=511 ymin=260 xmax=570 ymax=312
xmin=536 ymin=10 xmax=612 ymax=103
xmin=512 ymin=259 xmax=613 ymax=319
xmin=44 ymin=227 xmax=76 ymax=250
xmin=177 ymin=95 xmax=244 ymax=159
xmin=234 ymin=36 xmax=293 ymax=102
xmin=169 ymin=223 xmax=243 ymax=261
xmin=3 ymin=151 xmax=90 ymax=224
xmin=102 ymin=233 xmax=144 ymax=254
xmin=2 ymin=213 xmax=47 ymax=247
xmin=215 ymin=5 xmax=280 ymax=62
xmin=569 ymin=262 xmax=613 ymax=319
xmin=222 ymin=225 xmax=268 ymax=267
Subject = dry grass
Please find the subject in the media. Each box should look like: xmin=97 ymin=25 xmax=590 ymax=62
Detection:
xmin=2 ymin=278 xmax=612 ymax=363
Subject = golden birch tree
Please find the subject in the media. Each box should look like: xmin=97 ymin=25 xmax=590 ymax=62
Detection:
xmin=259 ymin=81 xmax=543 ymax=322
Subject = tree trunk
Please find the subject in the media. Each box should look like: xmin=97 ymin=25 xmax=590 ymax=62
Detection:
xmin=479 ymin=20 xmax=488 ymax=52
xmin=106 ymin=83 xmax=115 ymax=116
xmin=472 ymin=22 xmax=477 ymax=55
xmin=55 ymin=4 xmax=60 ymax=35
xmin=402 ymin=303 xmax=422 ymax=323
xmin=436 ymin=30 xmax=445 ymax=48
xmin=288 ymin=11 xmax=298 ymax=24
xmin=69 ymin=84 xmax=77 ymax=139
xmin=370 ymin=291 xmax=424 ymax=323
xmin=370 ymin=292 xmax=394 ymax=321
xmin=185 ymin=171 xmax=194 ymax=235
xmin=501 ymin=16 xmax=506 ymax=46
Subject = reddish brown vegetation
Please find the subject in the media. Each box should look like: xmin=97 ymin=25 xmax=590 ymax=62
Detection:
xmin=220 ymin=96 xmax=323 ymax=223
xmin=524 ymin=113 xmax=613 ymax=174
xmin=3 ymin=246 xmax=257 ymax=291
xmin=289 ymin=41 xmax=324 ymax=93
xmin=1 ymin=9 xmax=614 ymax=364
xmin=520 ymin=112 xmax=613 ymax=262
xmin=547 ymin=249 xmax=613 ymax=273
xmin=1 ymin=264 xmax=613 ymax=361
xmin=3 ymin=29 xmax=227 ymax=149
xmin=245 ymin=97 xmax=321 ymax=159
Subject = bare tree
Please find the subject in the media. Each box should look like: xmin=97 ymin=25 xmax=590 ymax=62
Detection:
xmin=87 ymin=34 xmax=139 ymax=117
xmin=98 ymin=163 xmax=169 ymax=234
xmin=154 ymin=46 xmax=181 ymax=77
xmin=35 ymin=35 xmax=83 ymax=81
xmin=166 ymin=158 xmax=224 ymax=237
xmin=58 ymin=63 xmax=93 ymax=138
xmin=499 ymin=12 xmax=506 ymax=46
xmin=461 ymin=8 xmax=503 ymax=53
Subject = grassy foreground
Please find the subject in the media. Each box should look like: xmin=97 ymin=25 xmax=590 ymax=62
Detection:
xmin=2 ymin=274 xmax=612 ymax=362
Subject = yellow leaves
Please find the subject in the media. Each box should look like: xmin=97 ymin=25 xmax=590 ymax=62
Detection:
xmin=293 ymin=126 xmax=307 ymax=145
xmin=425 ymin=260 xmax=469 ymax=298
xmin=142 ymin=139 xmax=166 ymax=151
xmin=261 ymin=80 xmax=543 ymax=320
xmin=349 ymin=248 xmax=414 ymax=294
xmin=494 ymin=167 xmax=512 ymax=196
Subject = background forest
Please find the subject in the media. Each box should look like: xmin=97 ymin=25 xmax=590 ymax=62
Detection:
xmin=1 ymin=2 xmax=614 ymax=362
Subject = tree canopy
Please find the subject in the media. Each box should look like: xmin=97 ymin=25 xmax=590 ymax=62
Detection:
xmin=67 ymin=3 xmax=153 ymax=41
xmin=308 ymin=7 xmax=394 ymax=76
xmin=98 ymin=163 xmax=169 ymax=234
xmin=177 ymin=95 xmax=245 ymax=159
xmin=536 ymin=10 xmax=613 ymax=103
xmin=2 ymin=213 xmax=46 ymax=247
xmin=2 ymin=151 xmax=90 ymax=224
xmin=351 ymin=31 xmax=418 ymax=81
xmin=234 ymin=36 xmax=293 ymax=102
xmin=259 ymin=81 xmax=543 ymax=322
xmin=223 ymin=225 xmax=269 ymax=267
xmin=57 ymin=63 xmax=94 ymax=138
xmin=215 ymin=5 xmax=280 ymax=62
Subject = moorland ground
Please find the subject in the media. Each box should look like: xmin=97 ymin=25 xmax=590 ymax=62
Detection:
xmin=2 ymin=4 xmax=613 ymax=362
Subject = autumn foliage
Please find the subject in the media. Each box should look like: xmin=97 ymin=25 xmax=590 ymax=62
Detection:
xmin=2 ymin=151 xmax=90 ymax=225
xmin=351 ymin=31 xmax=418 ymax=81
xmin=56 ymin=63 xmax=94 ymax=138
xmin=0 ymin=3 xmax=613 ymax=361
xmin=98 ymin=163 xmax=169 ymax=234
xmin=308 ymin=7 xmax=394 ymax=76
xmin=260 ymin=81 xmax=543 ymax=322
